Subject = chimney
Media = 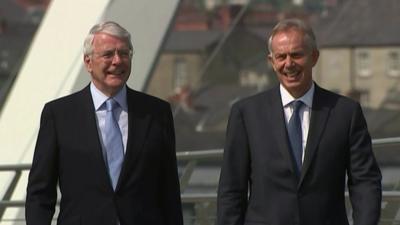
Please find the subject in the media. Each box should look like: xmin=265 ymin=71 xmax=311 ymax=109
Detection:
xmin=217 ymin=4 xmax=243 ymax=30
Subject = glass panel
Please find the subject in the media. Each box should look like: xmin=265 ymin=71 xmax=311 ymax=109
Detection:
xmin=387 ymin=50 xmax=400 ymax=77
xmin=0 ymin=0 xmax=51 ymax=108
xmin=356 ymin=49 xmax=371 ymax=77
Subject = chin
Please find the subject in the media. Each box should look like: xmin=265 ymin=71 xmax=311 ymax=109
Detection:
xmin=282 ymin=78 xmax=301 ymax=87
xmin=107 ymin=76 xmax=126 ymax=83
xmin=105 ymin=80 xmax=124 ymax=89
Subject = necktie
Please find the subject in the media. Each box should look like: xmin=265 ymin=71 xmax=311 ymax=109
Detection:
xmin=288 ymin=100 xmax=303 ymax=175
xmin=104 ymin=98 xmax=124 ymax=190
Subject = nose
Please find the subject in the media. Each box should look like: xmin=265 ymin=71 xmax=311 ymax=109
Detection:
xmin=111 ymin=52 xmax=122 ymax=64
xmin=284 ymin=56 xmax=294 ymax=67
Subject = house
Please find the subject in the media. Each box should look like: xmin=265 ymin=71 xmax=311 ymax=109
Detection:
xmin=314 ymin=0 xmax=400 ymax=110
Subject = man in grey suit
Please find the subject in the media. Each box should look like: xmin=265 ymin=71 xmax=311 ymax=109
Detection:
xmin=26 ymin=21 xmax=183 ymax=225
xmin=217 ymin=18 xmax=382 ymax=225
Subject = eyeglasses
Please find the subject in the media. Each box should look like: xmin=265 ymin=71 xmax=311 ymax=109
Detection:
xmin=92 ymin=48 xmax=133 ymax=61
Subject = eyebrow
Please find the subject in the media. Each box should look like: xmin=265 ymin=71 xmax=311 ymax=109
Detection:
xmin=274 ymin=50 xmax=305 ymax=56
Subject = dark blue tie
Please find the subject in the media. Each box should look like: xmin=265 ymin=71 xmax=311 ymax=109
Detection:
xmin=288 ymin=100 xmax=303 ymax=175
xmin=104 ymin=98 xmax=124 ymax=190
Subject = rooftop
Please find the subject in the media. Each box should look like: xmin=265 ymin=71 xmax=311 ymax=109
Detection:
xmin=316 ymin=0 xmax=400 ymax=47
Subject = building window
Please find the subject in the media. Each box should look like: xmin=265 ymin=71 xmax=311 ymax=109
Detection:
xmin=387 ymin=51 xmax=400 ymax=77
xmin=359 ymin=90 xmax=370 ymax=107
xmin=356 ymin=50 xmax=371 ymax=77
xmin=174 ymin=57 xmax=188 ymax=89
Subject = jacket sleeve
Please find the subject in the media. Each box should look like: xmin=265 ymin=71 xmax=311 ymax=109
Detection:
xmin=217 ymin=103 xmax=250 ymax=225
xmin=160 ymin=103 xmax=183 ymax=225
xmin=347 ymin=103 xmax=382 ymax=225
xmin=25 ymin=103 xmax=58 ymax=225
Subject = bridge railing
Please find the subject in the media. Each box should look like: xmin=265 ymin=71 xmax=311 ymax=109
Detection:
xmin=1 ymin=137 xmax=400 ymax=224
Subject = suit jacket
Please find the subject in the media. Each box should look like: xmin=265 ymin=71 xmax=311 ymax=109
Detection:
xmin=26 ymin=85 xmax=183 ymax=225
xmin=217 ymin=84 xmax=382 ymax=225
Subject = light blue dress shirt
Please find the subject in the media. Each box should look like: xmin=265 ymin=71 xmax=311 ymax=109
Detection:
xmin=90 ymin=83 xmax=129 ymax=160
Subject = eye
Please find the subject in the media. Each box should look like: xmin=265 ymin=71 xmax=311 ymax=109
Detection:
xmin=275 ymin=54 xmax=286 ymax=61
xmin=291 ymin=52 xmax=305 ymax=59
xmin=118 ymin=50 xmax=131 ymax=58
xmin=101 ymin=51 xmax=114 ymax=59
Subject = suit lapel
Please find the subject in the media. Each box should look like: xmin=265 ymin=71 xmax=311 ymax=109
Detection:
xmin=298 ymin=85 xmax=331 ymax=187
xmin=79 ymin=86 xmax=114 ymax=189
xmin=116 ymin=88 xmax=152 ymax=190
xmin=267 ymin=87 xmax=298 ymax=176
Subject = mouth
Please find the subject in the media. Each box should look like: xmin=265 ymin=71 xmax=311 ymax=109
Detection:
xmin=283 ymin=69 xmax=301 ymax=78
xmin=108 ymin=70 xmax=125 ymax=76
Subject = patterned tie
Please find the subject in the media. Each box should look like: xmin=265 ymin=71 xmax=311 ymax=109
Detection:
xmin=104 ymin=98 xmax=124 ymax=190
xmin=288 ymin=100 xmax=303 ymax=175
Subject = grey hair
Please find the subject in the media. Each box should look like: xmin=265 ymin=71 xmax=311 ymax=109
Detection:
xmin=267 ymin=18 xmax=317 ymax=55
xmin=83 ymin=21 xmax=133 ymax=56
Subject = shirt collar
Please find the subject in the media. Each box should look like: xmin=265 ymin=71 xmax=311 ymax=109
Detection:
xmin=280 ymin=82 xmax=314 ymax=108
xmin=90 ymin=82 xmax=128 ymax=111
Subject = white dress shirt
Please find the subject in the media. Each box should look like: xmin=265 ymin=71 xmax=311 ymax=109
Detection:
xmin=280 ymin=83 xmax=314 ymax=163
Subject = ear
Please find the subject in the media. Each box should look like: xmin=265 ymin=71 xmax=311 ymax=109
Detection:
xmin=84 ymin=55 xmax=92 ymax=73
xmin=267 ymin=54 xmax=276 ymax=71
xmin=311 ymin=49 xmax=319 ymax=67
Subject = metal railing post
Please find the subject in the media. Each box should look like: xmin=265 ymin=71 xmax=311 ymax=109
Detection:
xmin=0 ymin=170 xmax=22 ymax=218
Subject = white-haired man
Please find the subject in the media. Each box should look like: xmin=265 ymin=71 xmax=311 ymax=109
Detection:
xmin=26 ymin=21 xmax=183 ymax=225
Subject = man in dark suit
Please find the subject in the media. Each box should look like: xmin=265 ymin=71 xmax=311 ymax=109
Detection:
xmin=25 ymin=21 xmax=183 ymax=225
xmin=217 ymin=18 xmax=382 ymax=225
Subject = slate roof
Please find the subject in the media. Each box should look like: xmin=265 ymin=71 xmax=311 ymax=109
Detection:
xmin=316 ymin=0 xmax=400 ymax=47
xmin=174 ymin=84 xmax=261 ymax=151
xmin=164 ymin=30 xmax=222 ymax=52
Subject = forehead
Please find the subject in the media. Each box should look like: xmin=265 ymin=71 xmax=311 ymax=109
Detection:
xmin=92 ymin=33 xmax=129 ymax=49
xmin=271 ymin=29 xmax=307 ymax=52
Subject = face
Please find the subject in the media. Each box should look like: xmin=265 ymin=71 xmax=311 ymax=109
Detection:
xmin=268 ymin=28 xmax=319 ymax=98
xmin=84 ymin=32 xmax=132 ymax=97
